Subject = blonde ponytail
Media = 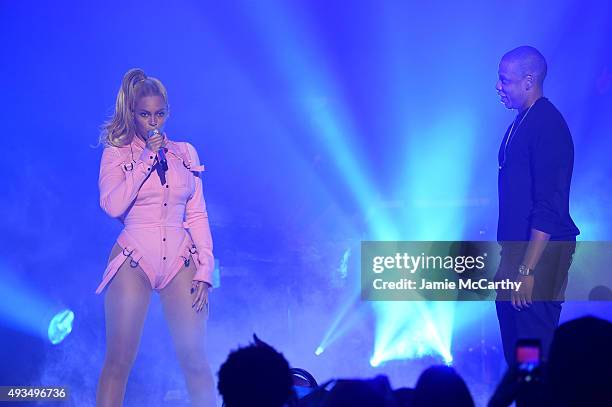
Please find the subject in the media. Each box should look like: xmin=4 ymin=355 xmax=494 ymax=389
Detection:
xmin=100 ymin=68 xmax=168 ymax=147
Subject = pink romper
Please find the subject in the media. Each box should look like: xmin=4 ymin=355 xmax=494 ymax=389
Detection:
xmin=95 ymin=135 xmax=214 ymax=294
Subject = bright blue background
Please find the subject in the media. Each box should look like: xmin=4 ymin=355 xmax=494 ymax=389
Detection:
xmin=1 ymin=1 xmax=610 ymax=404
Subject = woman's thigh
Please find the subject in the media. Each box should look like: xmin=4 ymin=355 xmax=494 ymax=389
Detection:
xmin=159 ymin=257 xmax=208 ymax=355
xmin=103 ymin=244 xmax=152 ymax=361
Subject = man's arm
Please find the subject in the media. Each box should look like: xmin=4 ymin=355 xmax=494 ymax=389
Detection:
xmin=512 ymin=229 xmax=550 ymax=310
xmin=522 ymin=228 xmax=551 ymax=271
xmin=512 ymin=113 xmax=573 ymax=309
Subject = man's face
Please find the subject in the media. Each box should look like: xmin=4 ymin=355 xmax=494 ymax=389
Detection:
xmin=496 ymin=58 xmax=527 ymax=110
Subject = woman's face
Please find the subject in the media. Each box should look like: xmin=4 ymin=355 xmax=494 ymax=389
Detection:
xmin=133 ymin=95 xmax=168 ymax=140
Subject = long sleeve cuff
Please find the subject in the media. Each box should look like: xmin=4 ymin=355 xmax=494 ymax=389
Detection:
xmin=186 ymin=220 xmax=214 ymax=285
xmin=193 ymin=250 xmax=214 ymax=285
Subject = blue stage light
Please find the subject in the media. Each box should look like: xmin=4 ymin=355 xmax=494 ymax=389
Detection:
xmin=48 ymin=309 xmax=74 ymax=345
xmin=338 ymin=248 xmax=351 ymax=280
xmin=369 ymin=356 xmax=381 ymax=368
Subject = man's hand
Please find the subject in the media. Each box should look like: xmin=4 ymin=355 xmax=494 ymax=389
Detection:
xmin=512 ymin=275 xmax=534 ymax=310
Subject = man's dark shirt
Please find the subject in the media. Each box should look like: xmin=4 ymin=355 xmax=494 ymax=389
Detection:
xmin=497 ymin=97 xmax=580 ymax=241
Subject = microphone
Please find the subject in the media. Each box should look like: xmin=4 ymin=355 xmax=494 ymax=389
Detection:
xmin=147 ymin=129 xmax=168 ymax=171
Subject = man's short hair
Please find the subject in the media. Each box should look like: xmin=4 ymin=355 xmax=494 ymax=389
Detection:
xmin=218 ymin=340 xmax=293 ymax=407
xmin=503 ymin=46 xmax=548 ymax=86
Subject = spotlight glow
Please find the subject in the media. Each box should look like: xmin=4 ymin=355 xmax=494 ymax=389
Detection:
xmin=338 ymin=248 xmax=351 ymax=280
xmin=370 ymin=301 xmax=455 ymax=366
xmin=315 ymin=292 xmax=365 ymax=354
xmin=0 ymin=272 xmax=58 ymax=339
xmin=48 ymin=310 xmax=74 ymax=345
xmin=369 ymin=356 xmax=381 ymax=368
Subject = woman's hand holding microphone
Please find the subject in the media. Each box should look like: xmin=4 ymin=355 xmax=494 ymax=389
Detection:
xmin=145 ymin=129 xmax=165 ymax=152
xmin=146 ymin=129 xmax=168 ymax=170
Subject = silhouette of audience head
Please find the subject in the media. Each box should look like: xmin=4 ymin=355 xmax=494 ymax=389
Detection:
xmin=546 ymin=316 xmax=612 ymax=406
xmin=216 ymin=317 xmax=612 ymax=407
xmin=323 ymin=375 xmax=397 ymax=407
xmin=218 ymin=334 xmax=294 ymax=407
xmin=392 ymin=387 xmax=415 ymax=407
xmin=412 ymin=365 xmax=474 ymax=407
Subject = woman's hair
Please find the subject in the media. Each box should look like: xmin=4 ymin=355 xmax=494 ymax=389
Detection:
xmin=100 ymin=68 xmax=168 ymax=147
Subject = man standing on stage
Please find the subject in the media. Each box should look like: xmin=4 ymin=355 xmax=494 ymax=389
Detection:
xmin=494 ymin=46 xmax=580 ymax=365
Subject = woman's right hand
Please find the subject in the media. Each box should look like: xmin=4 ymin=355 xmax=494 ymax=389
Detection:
xmin=146 ymin=130 xmax=165 ymax=152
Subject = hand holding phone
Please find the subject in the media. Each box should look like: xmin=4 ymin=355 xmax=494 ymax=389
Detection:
xmin=516 ymin=338 xmax=541 ymax=383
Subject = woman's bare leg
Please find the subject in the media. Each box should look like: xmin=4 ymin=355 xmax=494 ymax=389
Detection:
xmin=160 ymin=259 xmax=216 ymax=407
xmin=97 ymin=244 xmax=152 ymax=407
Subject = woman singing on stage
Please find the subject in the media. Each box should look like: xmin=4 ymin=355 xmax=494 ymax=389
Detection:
xmin=95 ymin=68 xmax=216 ymax=406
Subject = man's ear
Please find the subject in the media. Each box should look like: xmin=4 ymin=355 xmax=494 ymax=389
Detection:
xmin=525 ymin=74 xmax=534 ymax=91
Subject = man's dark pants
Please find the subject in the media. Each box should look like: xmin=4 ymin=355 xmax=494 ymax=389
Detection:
xmin=495 ymin=241 xmax=576 ymax=365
